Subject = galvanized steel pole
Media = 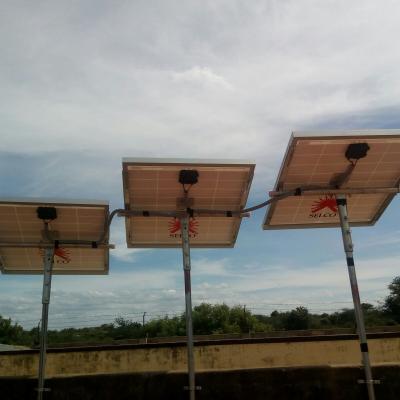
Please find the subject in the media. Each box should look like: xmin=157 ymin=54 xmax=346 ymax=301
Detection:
xmin=37 ymin=247 xmax=54 ymax=400
xmin=181 ymin=216 xmax=196 ymax=400
xmin=336 ymin=195 xmax=376 ymax=400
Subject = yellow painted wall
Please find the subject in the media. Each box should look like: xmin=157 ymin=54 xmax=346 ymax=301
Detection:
xmin=1 ymin=337 xmax=399 ymax=378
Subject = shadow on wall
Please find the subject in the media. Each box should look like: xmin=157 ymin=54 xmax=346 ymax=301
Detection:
xmin=0 ymin=365 xmax=398 ymax=400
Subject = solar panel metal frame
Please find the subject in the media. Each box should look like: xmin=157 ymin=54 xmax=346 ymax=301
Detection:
xmin=0 ymin=197 xmax=110 ymax=275
xmin=263 ymin=130 xmax=400 ymax=230
xmin=122 ymin=157 xmax=255 ymax=248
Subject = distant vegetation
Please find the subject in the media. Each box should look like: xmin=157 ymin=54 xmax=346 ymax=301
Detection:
xmin=1 ymin=276 xmax=400 ymax=347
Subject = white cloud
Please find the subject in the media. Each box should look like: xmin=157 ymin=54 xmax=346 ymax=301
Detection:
xmin=188 ymin=253 xmax=400 ymax=314
xmin=193 ymin=258 xmax=232 ymax=276
xmin=358 ymin=231 xmax=400 ymax=249
xmin=2 ymin=1 xmax=400 ymax=162
xmin=0 ymin=266 xmax=182 ymax=328
xmin=172 ymin=66 xmax=234 ymax=91
xmin=109 ymin=219 xmax=148 ymax=262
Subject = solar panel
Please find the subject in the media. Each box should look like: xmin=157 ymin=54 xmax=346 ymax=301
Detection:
xmin=0 ymin=198 xmax=110 ymax=274
xmin=122 ymin=158 xmax=255 ymax=247
xmin=263 ymin=130 xmax=400 ymax=229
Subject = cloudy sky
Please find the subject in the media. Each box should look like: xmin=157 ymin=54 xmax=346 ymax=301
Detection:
xmin=1 ymin=1 xmax=399 ymax=329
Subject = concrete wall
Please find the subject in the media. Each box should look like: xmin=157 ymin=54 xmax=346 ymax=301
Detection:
xmin=1 ymin=332 xmax=399 ymax=378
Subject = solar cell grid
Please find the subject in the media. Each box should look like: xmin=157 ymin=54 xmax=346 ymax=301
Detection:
xmin=0 ymin=247 xmax=107 ymax=274
xmin=122 ymin=158 xmax=255 ymax=248
xmin=0 ymin=199 xmax=110 ymax=274
xmin=263 ymin=131 xmax=400 ymax=229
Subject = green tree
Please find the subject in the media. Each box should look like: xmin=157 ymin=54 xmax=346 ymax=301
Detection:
xmin=0 ymin=316 xmax=26 ymax=345
xmin=311 ymin=312 xmax=332 ymax=328
xmin=145 ymin=315 xmax=185 ymax=337
xmin=269 ymin=310 xmax=290 ymax=330
xmin=284 ymin=307 xmax=310 ymax=330
xmin=113 ymin=317 xmax=143 ymax=339
xmin=193 ymin=304 xmax=271 ymax=335
xmin=328 ymin=308 xmax=355 ymax=328
xmin=192 ymin=303 xmax=234 ymax=334
xmin=362 ymin=303 xmax=390 ymax=327
xmin=383 ymin=276 xmax=400 ymax=323
xmin=192 ymin=303 xmax=219 ymax=334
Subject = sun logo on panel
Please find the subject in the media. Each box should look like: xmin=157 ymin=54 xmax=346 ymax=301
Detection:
xmin=39 ymin=247 xmax=72 ymax=264
xmin=311 ymin=196 xmax=338 ymax=213
xmin=168 ymin=218 xmax=199 ymax=238
xmin=309 ymin=195 xmax=338 ymax=219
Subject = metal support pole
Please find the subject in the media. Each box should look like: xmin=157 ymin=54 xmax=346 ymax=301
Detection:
xmin=336 ymin=195 xmax=376 ymax=400
xmin=180 ymin=216 xmax=196 ymax=400
xmin=37 ymin=247 xmax=54 ymax=400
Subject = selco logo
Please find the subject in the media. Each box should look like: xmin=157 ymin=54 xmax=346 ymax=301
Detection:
xmin=39 ymin=247 xmax=72 ymax=264
xmin=309 ymin=196 xmax=338 ymax=219
xmin=168 ymin=218 xmax=199 ymax=238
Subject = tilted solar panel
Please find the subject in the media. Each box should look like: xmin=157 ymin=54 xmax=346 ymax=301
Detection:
xmin=0 ymin=198 xmax=110 ymax=274
xmin=263 ymin=130 xmax=400 ymax=229
xmin=122 ymin=158 xmax=255 ymax=247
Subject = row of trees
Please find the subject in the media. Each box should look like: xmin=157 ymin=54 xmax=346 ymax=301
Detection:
xmin=1 ymin=276 xmax=400 ymax=347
